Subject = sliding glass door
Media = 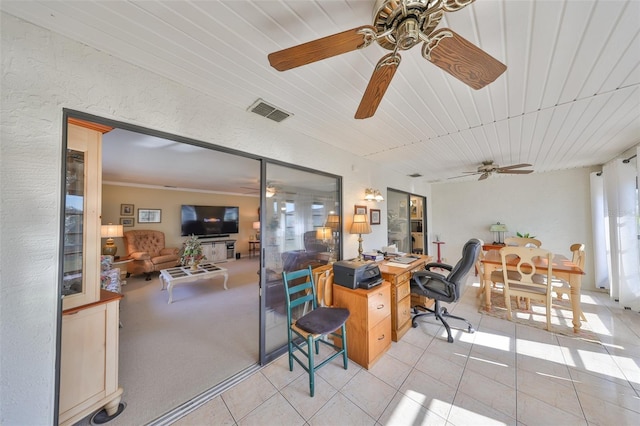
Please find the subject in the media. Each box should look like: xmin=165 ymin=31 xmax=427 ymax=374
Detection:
xmin=387 ymin=188 xmax=427 ymax=255
xmin=260 ymin=162 xmax=341 ymax=363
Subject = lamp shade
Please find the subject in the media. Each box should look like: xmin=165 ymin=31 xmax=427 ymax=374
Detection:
xmin=316 ymin=227 xmax=332 ymax=241
xmin=489 ymin=223 xmax=508 ymax=232
xmin=350 ymin=214 xmax=371 ymax=235
xmin=101 ymin=223 xmax=124 ymax=238
xmin=364 ymin=188 xmax=375 ymax=201
xmin=252 ymin=221 xmax=260 ymax=230
xmin=325 ymin=214 xmax=340 ymax=230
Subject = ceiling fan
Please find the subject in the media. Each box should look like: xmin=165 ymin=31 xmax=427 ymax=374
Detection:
xmin=450 ymin=161 xmax=534 ymax=181
xmin=268 ymin=0 xmax=507 ymax=119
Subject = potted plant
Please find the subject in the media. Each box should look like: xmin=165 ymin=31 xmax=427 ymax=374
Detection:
xmin=180 ymin=234 xmax=206 ymax=270
xmin=516 ymin=232 xmax=536 ymax=238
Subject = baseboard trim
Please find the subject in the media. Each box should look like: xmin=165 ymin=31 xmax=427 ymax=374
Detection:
xmin=147 ymin=363 xmax=262 ymax=426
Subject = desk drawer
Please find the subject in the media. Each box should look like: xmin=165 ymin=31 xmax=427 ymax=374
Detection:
xmin=367 ymin=285 xmax=391 ymax=328
xmin=395 ymin=280 xmax=411 ymax=301
xmin=396 ymin=294 xmax=412 ymax=328
xmin=397 ymin=271 xmax=411 ymax=284
xmin=368 ymin=316 xmax=391 ymax=359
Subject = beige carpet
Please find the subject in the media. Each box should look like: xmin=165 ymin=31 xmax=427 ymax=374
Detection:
xmin=479 ymin=287 xmax=601 ymax=344
xmin=78 ymin=257 xmax=261 ymax=426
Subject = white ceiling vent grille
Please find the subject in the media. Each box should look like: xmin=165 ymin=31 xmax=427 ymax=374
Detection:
xmin=248 ymin=99 xmax=292 ymax=122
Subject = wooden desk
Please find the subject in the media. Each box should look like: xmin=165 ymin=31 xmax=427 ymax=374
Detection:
xmin=378 ymin=255 xmax=431 ymax=341
xmin=332 ymin=281 xmax=391 ymax=369
xmin=481 ymin=250 xmax=585 ymax=332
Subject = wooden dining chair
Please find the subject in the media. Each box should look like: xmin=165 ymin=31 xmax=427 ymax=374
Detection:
xmin=500 ymin=246 xmax=554 ymax=330
xmin=548 ymin=243 xmax=587 ymax=322
xmin=282 ymin=267 xmax=349 ymax=397
xmin=476 ymin=239 xmax=520 ymax=298
xmin=504 ymin=237 xmax=542 ymax=248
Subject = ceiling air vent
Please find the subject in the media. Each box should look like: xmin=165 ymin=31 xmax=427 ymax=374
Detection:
xmin=408 ymin=173 xmax=422 ymax=178
xmin=248 ymin=99 xmax=292 ymax=123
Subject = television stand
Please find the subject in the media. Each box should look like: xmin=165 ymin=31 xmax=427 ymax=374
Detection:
xmin=199 ymin=239 xmax=236 ymax=262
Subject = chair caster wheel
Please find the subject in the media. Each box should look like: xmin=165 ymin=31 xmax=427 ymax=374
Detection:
xmin=468 ymin=326 xmax=475 ymax=333
xmin=447 ymin=336 xmax=454 ymax=343
xmin=412 ymin=321 xmax=418 ymax=328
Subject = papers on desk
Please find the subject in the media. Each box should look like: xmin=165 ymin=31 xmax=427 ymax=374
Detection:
xmin=385 ymin=261 xmax=412 ymax=268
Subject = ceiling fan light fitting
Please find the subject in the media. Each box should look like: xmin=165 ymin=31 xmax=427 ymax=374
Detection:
xmin=397 ymin=18 xmax=420 ymax=50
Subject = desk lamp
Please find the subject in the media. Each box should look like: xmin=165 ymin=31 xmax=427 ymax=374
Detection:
xmin=325 ymin=213 xmax=340 ymax=261
xmin=101 ymin=223 xmax=124 ymax=256
xmin=252 ymin=221 xmax=260 ymax=240
xmin=350 ymin=214 xmax=371 ymax=261
xmin=489 ymin=222 xmax=508 ymax=245
xmin=316 ymin=226 xmax=334 ymax=263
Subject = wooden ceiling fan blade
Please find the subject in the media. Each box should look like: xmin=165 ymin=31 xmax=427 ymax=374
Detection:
xmin=448 ymin=172 xmax=479 ymax=180
xmin=268 ymin=25 xmax=376 ymax=71
xmin=497 ymin=163 xmax=532 ymax=170
xmin=355 ymin=53 xmax=401 ymax=119
xmin=423 ymin=29 xmax=506 ymax=90
xmin=478 ymin=173 xmax=490 ymax=181
xmin=497 ymin=169 xmax=533 ymax=174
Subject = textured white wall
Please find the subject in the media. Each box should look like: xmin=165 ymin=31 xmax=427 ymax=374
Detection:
xmin=431 ymin=166 xmax=599 ymax=289
xmin=0 ymin=14 xmax=429 ymax=423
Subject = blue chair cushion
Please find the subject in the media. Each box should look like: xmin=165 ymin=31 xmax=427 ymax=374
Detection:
xmin=295 ymin=307 xmax=350 ymax=335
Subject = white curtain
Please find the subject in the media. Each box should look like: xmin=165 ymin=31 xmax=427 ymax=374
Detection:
xmin=602 ymin=156 xmax=640 ymax=311
xmin=590 ymin=172 xmax=609 ymax=289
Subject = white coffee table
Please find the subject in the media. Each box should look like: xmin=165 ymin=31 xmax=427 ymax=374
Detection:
xmin=159 ymin=263 xmax=228 ymax=304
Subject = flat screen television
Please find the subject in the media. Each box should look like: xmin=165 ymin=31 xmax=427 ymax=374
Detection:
xmin=181 ymin=205 xmax=239 ymax=237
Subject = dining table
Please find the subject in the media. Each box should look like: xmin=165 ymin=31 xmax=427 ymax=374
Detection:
xmin=480 ymin=249 xmax=586 ymax=332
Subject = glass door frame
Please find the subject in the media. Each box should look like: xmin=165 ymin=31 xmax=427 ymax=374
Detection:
xmin=386 ymin=188 xmax=428 ymax=256
xmin=258 ymin=159 xmax=342 ymax=365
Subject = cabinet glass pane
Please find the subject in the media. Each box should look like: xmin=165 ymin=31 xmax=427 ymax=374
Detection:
xmin=62 ymin=150 xmax=85 ymax=296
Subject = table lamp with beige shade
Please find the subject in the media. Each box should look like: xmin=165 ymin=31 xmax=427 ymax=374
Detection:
xmin=316 ymin=226 xmax=334 ymax=263
xmin=252 ymin=221 xmax=260 ymax=240
xmin=101 ymin=223 xmax=124 ymax=256
xmin=350 ymin=214 xmax=371 ymax=261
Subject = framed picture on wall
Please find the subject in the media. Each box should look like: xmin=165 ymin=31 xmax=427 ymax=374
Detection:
xmin=138 ymin=208 xmax=161 ymax=223
xmin=120 ymin=203 xmax=134 ymax=216
xmin=370 ymin=209 xmax=381 ymax=225
xmin=354 ymin=205 xmax=367 ymax=215
xmin=120 ymin=217 xmax=134 ymax=227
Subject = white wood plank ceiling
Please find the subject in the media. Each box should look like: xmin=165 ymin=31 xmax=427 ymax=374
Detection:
xmin=3 ymin=0 xmax=639 ymax=184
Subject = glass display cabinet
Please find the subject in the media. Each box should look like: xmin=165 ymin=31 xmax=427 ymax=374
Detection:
xmin=59 ymin=120 xmax=124 ymax=426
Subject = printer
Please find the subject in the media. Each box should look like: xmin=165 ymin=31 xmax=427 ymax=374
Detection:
xmin=333 ymin=260 xmax=383 ymax=290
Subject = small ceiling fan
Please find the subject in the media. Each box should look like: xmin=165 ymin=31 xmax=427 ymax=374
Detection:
xmin=449 ymin=161 xmax=534 ymax=181
xmin=268 ymin=0 xmax=507 ymax=119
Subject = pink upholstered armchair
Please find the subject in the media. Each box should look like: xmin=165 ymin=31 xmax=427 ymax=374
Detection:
xmin=123 ymin=230 xmax=180 ymax=280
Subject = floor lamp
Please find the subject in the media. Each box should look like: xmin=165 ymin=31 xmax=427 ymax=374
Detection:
xmin=350 ymin=214 xmax=371 ymax=261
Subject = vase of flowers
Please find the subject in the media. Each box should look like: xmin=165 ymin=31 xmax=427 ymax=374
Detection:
xmin=180 ymin=234 xmax=206 ymax=270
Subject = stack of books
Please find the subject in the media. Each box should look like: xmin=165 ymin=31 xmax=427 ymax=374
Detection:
xmin=362 ymin=252 xmax=384 ymax=261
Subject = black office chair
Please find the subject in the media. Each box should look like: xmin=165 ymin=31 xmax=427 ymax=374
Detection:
xmin=411 ymin=238 xmax=481 ymax=343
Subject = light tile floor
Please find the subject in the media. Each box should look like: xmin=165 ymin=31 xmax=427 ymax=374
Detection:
xmin=175 ymin=277 xmax=640 ymax=425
